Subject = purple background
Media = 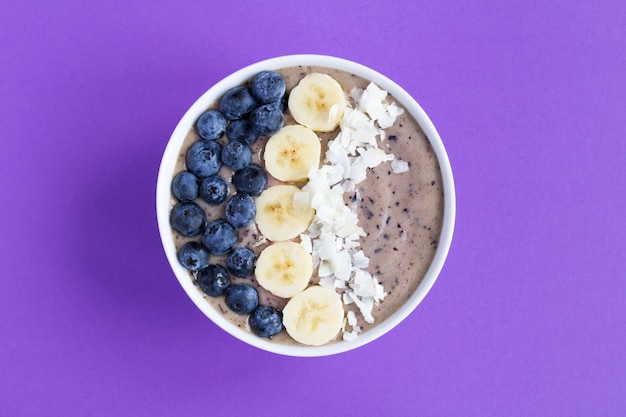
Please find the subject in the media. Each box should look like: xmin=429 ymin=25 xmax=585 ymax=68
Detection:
xmin=2 ymin=0 xmax=625 ymax=415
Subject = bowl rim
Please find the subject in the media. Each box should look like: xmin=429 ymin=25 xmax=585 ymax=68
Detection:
xmin=156 ymin=54 xmax=456 ymax=357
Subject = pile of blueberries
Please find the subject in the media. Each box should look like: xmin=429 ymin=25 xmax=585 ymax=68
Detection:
xmin=169 ymin=71 xmax=287 ymax=338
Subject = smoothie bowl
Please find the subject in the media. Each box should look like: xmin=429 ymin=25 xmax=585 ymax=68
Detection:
xmin=156 ymin=54 xmax=455 ymax=357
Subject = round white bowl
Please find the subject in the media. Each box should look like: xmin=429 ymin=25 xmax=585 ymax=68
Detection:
xmin=156 ymin=54 xmax=456 ymax=357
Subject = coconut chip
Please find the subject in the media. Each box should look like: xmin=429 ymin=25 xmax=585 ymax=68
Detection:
xmin=300 ymin=82 xmax=405 ymax=339
xmin=391 ymin=158 xmax=410 ymax=174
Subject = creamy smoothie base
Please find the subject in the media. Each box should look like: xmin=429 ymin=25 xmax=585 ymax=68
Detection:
xmin=170 ymin=66 xmax=444 ymax=345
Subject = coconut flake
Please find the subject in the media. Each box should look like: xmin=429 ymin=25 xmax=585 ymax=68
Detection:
xmin=391 ymin=158 xmax=410 ymax=174
xmin=359 ymin=83 xmax=388 ymax=121
xmin=356 ymin=82 xmax=405 ymax=130
xmin=299 ymin=233 xmax=312 ymax=253
xmin=347 ymin=158 xmax=367 ymax=184
xmin=378 ymin=101 xmax=405 ymax=128
xmin=342 ymin=310 xmax=361 ymax=341
xmin=297 ymin=80 xmax=408 ymax=341
xmin=352 ymin=250 xmax=370 ymax=269
xmin=293 ymin=191 xmax=311 ymax=212
xmin=360 ymin=147 xmax=394 ymax=168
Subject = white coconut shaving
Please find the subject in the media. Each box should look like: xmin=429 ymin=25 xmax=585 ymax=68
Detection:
xmin=300 ymin=82 xmax=405 ymax=340
xmin=342 ymin=310 xmax=361 ymax=341
xmin=391 ymin=158 xmax=410 ymax=174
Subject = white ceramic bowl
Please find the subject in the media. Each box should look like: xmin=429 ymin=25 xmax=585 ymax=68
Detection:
xmin=156 ymin=54 xmax=455 ymax=357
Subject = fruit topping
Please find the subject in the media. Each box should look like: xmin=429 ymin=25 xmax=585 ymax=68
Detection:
xmin=251 ymin=71 xmax=286 ymax=105
xmin=171 ymin=171 xmax=200 ymax=202
xmin=263 ymin=125 xmax=321 ymax=182
xmin=199 ymin=175 xmax=229 ymax=205
xmin=197 ymin=264 xmax=231 ymax=297
xmin=226 ymin=247 xmax=256 ymax=278
xmin=177 ymin=241 xmax=210 ymax=272
xmin=287 ymin=73 xmax=347 ymax=132
xmin=226 ymin=119 xmax=260 ymax=145
xmin=231 ymin=164 xmax=267 ymax=196
xmin=255 ymin=241 xmax=313 ymax=298
xmin=170 ymin=201 xmax=206 ymax=237
xmin=225 ymin=193 xmax=256 ymax=228
xmin=225 ymin=283 xmax=258 ymax=315
xmin=185 ymin=140 xmax=222 ymax=178
xmin=282 ymin=285 xmax=344 ymax=346
xmin=254 ymin=184 xmax=315 ymax=242
xmin=201 ymin=219 xmax=237 ymax=256
xmin=250 ymin=104 xmax=284 ymax=136
xmin=249 ymin=305 xmax=283 ymax=338
xmin=219 ymin=86 xmax=258 ymax=120
xmin=221 ymin=140 xmax=253 ymax=171
xmin=196 ymin=109 xmax=227 ymax=141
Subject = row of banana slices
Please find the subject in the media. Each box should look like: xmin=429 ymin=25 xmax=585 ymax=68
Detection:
xmin=253 ymin=73 xmax=349 ymax=346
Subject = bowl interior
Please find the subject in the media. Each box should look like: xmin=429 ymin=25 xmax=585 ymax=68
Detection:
xmin=156 ymin=54 xmax=456 ymax=357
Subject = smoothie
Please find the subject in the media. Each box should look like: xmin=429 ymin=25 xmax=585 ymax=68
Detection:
xmin=170 ymin=66 xmax=444 ymax=345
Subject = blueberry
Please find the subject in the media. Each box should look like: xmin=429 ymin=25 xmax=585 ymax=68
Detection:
xmin=186 ymin=140 xmax=222 ymax=178
xmin=170 ymin=202 xmax=206 ymax=237
xmin=177 ymin=241 xmax=210 ymax=272
xmin=196 ymin=109 xmax=227 ymax=141
xmin=197 ymin=264 xmax=231 ymax=297
xmin=226 ymin=119 xmax=260 ymax=145
xmin=249 ymin=305 xmax=283 ymax=337
xmin=202 ymin=219 xmax=237 ymax=255
xmin=251 ymin=71 xmax=286 ymax=104
xmin=221 ymin=141 xmax=252 ymax=171
xmin=231 ymin=164 xmax=267 ymax=196
xmin=250 ymin=104 xmax=284 ymax=136
xmin=225 ymin=194 xmax=256 ymax=228
xmin=226 ymin=247 xmax=256 ymax=277
xmin=270 ymin=95 xmax=287 ymax=113
xmin=219 ymin=86 xmax=258 ymax=120
xmin=225 ymin=283 xmax=258 ymax=315
xmin=199 ymin=175 xmax=229 ymax=205
xmin=171 ymin=171 xmax=199 ymax=201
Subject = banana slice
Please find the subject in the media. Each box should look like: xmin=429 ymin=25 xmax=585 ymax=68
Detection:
xmin=264 ymin=125 xmax=321 ymax=182
xmin=288 ymin=73 xmax=347 ymax=132
xmin=282 ymin=285 xmax=345 ymax=346
xmin=255 ymin=184 xmax=315 ymax=241
xmin=255 ymin=241 xmax=313 ymax=298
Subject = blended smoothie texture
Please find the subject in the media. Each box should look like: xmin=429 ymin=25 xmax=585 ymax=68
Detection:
xmin=171 ymin=66 xmax=444 ymax=345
